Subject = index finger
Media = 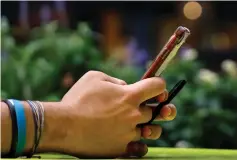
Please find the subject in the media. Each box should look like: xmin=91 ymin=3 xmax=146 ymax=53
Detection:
xmin=125 ymin=77 xmax=166 ymax=104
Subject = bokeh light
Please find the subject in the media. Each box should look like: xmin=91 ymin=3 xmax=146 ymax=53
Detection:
xmin=211 ymin=32 xmax=230 ymax=50
xmin=183 ymin=1 xmax=202 ymax=20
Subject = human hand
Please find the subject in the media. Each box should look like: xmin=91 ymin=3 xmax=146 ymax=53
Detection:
xmin=124 ymin=90 xmax=177 ymax=157
xmin=60 ymin=71 xmax=176 ymax=158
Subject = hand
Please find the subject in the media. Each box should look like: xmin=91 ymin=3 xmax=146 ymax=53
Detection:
xmin=124 ymin=90 xmax=177 ymax=158
xmin=142 ymin=90 xmax=177 ymax=138
xmin=60 ymin=71 xmax=170 ymax=158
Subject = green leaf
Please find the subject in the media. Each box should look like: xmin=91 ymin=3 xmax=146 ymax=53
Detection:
xmin=1 ymin=90 xmax=8 ymax=99
xmin=218 ymin=123 xmax=235 ymax=137
xmin=77 ymin=22 xmax=92 ymax=37
xmin=43 ymin=21 xmax=58 ymax=35
xmin=1 ymin=16 xmax=10 ymax=34
xmin=2 ymin=36 xmax=15 ymax=50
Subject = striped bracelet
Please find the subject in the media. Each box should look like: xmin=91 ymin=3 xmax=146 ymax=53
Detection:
xmin=26 ymin=100 xmax=44 ymax=158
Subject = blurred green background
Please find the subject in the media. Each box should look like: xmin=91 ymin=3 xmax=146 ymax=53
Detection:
xmin=1 ymin=1 xmax=237 ymax=150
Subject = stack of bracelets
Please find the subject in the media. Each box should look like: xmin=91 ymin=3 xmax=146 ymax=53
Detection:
xmin=2 ymin=99 xmax=45 ymax=158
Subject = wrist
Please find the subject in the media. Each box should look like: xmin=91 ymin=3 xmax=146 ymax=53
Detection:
xmin=36 ymin=101 xmax=70 ymax=153
xmin=2 ymin=100 xmax=71 ymax=156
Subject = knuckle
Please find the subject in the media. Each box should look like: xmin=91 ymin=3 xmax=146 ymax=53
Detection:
xmin=120 ymin=80 xmax=127 ymax=85
xmin=86 ymin=70 xmax=104 ymax=77
xmin=156 ymin=78 xmax=166 ymax=91
xmin=122 ymin=88 xmax=139 ymax=103
xmin=151 ymin=77 xmax=166 ymax=89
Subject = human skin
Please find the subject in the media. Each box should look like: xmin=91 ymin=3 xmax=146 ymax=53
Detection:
xmin=1 ymin=71 xmax=177 ymax=158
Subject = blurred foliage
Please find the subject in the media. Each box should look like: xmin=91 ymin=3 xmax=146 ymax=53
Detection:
xmin=1 ymin=17 xmax=237 ymax=149
xmin=144 ymin=58 xmax=237 ymax=149
xmin=1 ymin=17 xmax=139 ymax=101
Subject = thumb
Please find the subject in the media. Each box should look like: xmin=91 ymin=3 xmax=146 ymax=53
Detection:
xmin=121 ymin=141 xmax=148 ymax=158
xmin=126 ymin=77 xmax=166 ymax=104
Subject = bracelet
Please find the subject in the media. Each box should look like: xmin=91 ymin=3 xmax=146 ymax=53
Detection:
xmin=26 ymin=100 xmax=39 ymax=158
xmin=9 ymin=99 xmax=27 ymax=156
xmin=2 ymin=99 xmax=44 ymax=158
xmin=35 ymin=101 xmax=45 ymax=151
xmin=1 ymin=100 xmax=18 ymax=158
xmin=26 ymin=100 xmax=44 ymax=158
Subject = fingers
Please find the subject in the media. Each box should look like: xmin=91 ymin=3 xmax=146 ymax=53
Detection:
xmin=155 ymin=104 xmax=177 ymax=121
xmin=122 ymin=141 xmax=148 ymax=158
xmin=126 ymin=77 xmax=166 ymax=104
xmin=138 ymin=103 xmax=176 ymax=124
xmin=132 ymin=124 xmax=162 ymax=142
xmin=141 ymin=125 xmax=162 ymax=140
xmin=157 ymin=89 xmax=168 ymax=102
xmin=137 ymin=107 xmax=152 ymax=124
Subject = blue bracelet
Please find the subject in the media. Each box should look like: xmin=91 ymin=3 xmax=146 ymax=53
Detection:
xmin=9 ymin=99 xmax=27 ymax=156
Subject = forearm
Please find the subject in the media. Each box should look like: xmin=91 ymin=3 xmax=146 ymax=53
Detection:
xmin=1 ymin=102 xmax=13 ymax=154
xmin=1 ymin=101 xmax=68 ymax=156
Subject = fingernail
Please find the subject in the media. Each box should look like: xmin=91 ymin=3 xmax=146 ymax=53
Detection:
xmin=167 ymin=107 xmax=172 ymax=116
xmin=168 ymin=107 xmax=172 ymax=116
xmin=147 ymin=128 xmax=152 ymax=136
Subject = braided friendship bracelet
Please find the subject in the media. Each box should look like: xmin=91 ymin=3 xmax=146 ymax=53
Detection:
xmin=35 ymin=101 xmax=45 ymax=151
xmin=31 ymin=101 xmax=44 ymax=154
xmin=26 ymin=100 xmax=45 ymax=158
